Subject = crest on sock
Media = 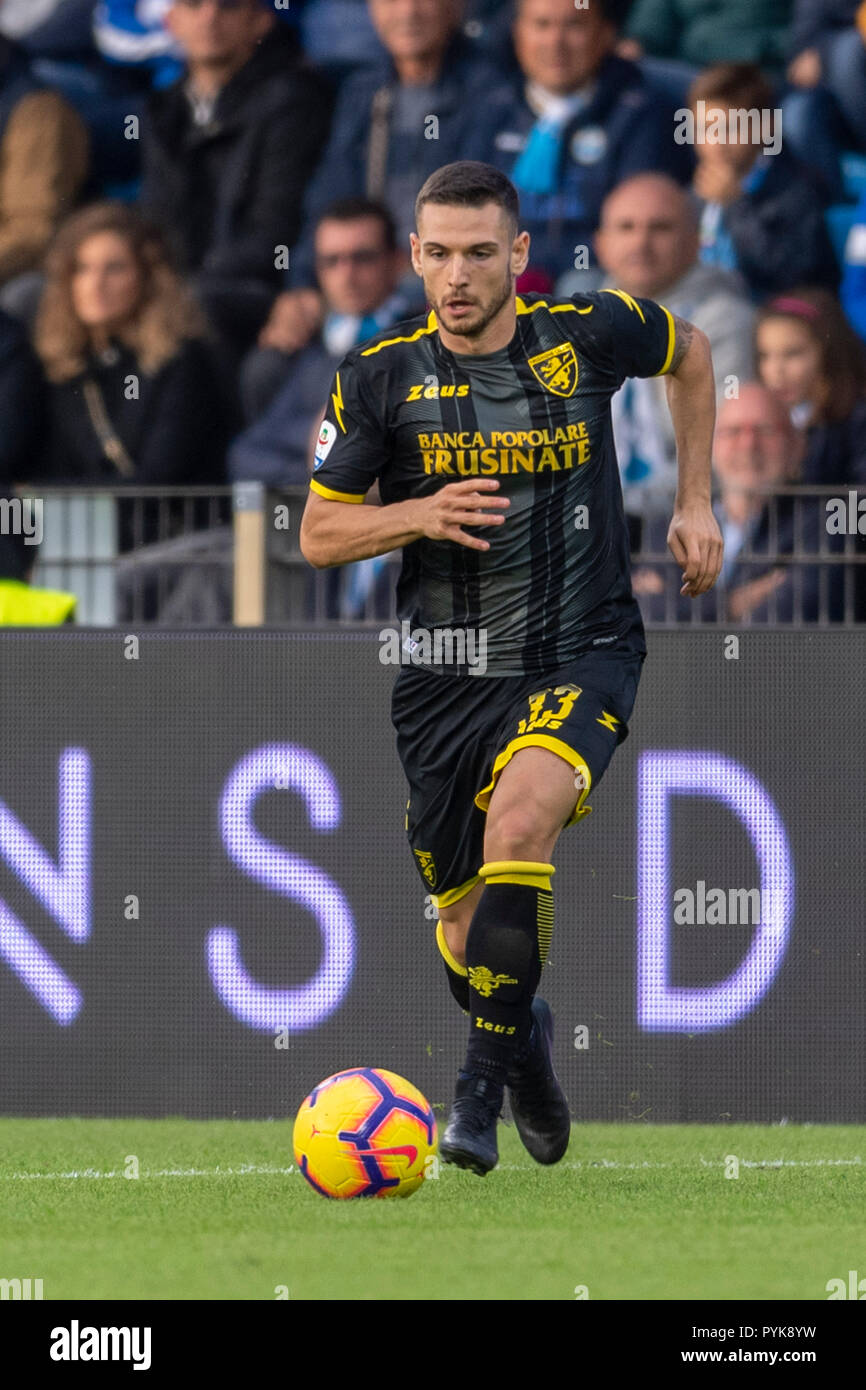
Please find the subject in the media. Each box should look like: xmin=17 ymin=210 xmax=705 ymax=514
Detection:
xmin=469 ymin=965 xmax=519 ymax=998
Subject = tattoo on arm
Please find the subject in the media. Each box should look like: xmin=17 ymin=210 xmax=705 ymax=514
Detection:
xmin=669 ymin=315 xmax=695 ymax=372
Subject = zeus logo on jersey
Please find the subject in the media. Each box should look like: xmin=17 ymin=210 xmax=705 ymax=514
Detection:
xmin=314 ymin=420 xmax=337 ymax=470
xmin=405 ymin=383 xmax=470 ymax=401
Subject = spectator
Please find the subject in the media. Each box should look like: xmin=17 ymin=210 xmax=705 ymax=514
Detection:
xmin=477 ymin=0 xmax=689 ymax=287
xmin=139 ymin=0 xmax=332 ymax=369
xmin=0 ymin=26 xmax=89 ymax=307
xmin=593 ymin=172 xmax=755 ymax=522
xmin=235 ymin=197 xmax=408 ymax=452
xmin=0 ymin=307 xmax=44 ymax=483
xmin=32 ymin=202 xmax=226 ymax=496
xmin=786 ymin=0 xmax=866 ymax=150
xmin=14 ymin=2 xmax=156 ymax=193
xmin=94 ymin=0 xmax=305 ymax=89
xmin=633 ymin=383 xmax=845 ymax=623
xmin=258 ymin=0 xmax=510 ymax=361
xmin=689 ymin=63 xmax=838 ymax=297
xmin=622 ymin=0 xmax=794 ymax=75
xmin=755 ymin=286 xmax=866 ymax=483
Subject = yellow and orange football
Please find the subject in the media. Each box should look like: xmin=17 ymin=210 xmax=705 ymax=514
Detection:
xmin=293 ymin=1068 xmax=438 ymax=1198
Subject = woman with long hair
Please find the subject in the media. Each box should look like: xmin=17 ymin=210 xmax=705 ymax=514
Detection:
xmin=33 ymin=201 xmax=227 ymax=489
xmin=755 ymin=287 xmax=866 ymax=486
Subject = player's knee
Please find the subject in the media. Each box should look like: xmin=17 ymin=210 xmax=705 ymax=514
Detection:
xmin=484 ymin=805 xmax=550 ymax=863
xmin=438 ymin=912 xmax=468 ymax=966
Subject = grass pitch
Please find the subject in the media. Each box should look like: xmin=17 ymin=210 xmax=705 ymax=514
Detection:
xmin=0 ymin=1119 xmax=863 ymax=1301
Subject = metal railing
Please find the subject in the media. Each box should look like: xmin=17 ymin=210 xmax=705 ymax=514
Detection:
xmin=632 ymin=485 xmax=864 ymax=627
xmin=3 ymin=482 xmax=863 ymax=627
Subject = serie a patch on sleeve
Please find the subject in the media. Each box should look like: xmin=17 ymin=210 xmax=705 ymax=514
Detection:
xmin=314 ymin=420 xmax=337 ymax=470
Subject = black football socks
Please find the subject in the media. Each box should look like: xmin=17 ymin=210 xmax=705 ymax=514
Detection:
xmin=462 ymin=860 xmax=555 ymax=1085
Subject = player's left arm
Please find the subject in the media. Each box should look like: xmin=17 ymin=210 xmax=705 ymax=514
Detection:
xmin=664 ymin=315 xmax=724 ymax=598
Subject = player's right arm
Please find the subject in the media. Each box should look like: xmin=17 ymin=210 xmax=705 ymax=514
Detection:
xmin=299 ymin=354 xmax=509 ymax=567
xmin=300 ymin=479 xmax=510 ymax=568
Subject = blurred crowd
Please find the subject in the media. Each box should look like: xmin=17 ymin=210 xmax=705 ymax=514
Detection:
xmin=0 ymin=0 xmax=864 ymax=624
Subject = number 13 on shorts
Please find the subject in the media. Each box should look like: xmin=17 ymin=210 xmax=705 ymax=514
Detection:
xmin=517 ymin=684 xmax=582 ymax=734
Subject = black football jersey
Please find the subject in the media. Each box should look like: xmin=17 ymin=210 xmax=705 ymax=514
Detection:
xmin=309 ymin=289 xmax=676 ymax=676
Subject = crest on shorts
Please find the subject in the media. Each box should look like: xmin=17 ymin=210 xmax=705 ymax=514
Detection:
xmin=527 ymin=343 xmax=578 ymax=397
xmin=414 ymin=849 xmax=437 ymax=888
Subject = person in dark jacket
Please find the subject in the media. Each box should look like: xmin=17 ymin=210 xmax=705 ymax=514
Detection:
xmin=689 ymin=63 xmax=838 ymax=298
xmin=232 ymin=197 xmax=408 ymax=477
xmin=31 ymin=202 xmax=227 ymax=525
xmin=632 ymin=384 xmax=847 ymax=624
xmin=139 ymin=1 xmax=332 ymax=361
xmin=0 ymin=307 xmax=43 ymax=484
xmin=786 ymin=0 xmax=866 ymax=148
xmin=755 ymin=286 xmax=866 ymax=485
xmin=257 ymin=0 xmax=511 ymax=361
xmin=475 ymin=0 xmax=689 ymax=286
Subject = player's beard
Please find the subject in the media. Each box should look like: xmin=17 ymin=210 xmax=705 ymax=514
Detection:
xmin=432 ymin=270 xmax=514 ymax=340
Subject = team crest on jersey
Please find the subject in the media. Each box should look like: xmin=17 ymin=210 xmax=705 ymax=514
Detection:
xmin=527 ymin=343 xmax=579 ymax=397
xmin=414 ymin=849 xmax=437 ymax=888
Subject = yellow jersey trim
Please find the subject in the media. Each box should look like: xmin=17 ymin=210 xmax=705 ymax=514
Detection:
xmin=601 ymin=287 xmax=646 ymax=323
xmin=360 ymin=311 xmax=438 ymax=355
xmin=309 ymin=479 xmax=366 ymax=504
xmin=653 ymin=303 xmax=677 ymax=376
xmin=358 ymin=296 xmax=595 ymax=355
xmin=431 ymin=874 xmax=481 ymax=910
xmin=474 ymin=734 xmax=593 ymax=828
xmin=516 ymin=295 xmax=593 ymax=316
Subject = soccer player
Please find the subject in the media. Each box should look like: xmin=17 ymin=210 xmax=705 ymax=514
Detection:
xmin=300 ymin=161 xmax=722 ymax=1176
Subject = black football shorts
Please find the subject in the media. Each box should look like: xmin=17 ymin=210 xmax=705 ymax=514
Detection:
xmin=391 ymin=640 xmax=645 ymax=909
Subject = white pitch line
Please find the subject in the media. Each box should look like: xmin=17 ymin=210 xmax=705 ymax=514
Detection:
xmin=1 ymin=1164 xmax=298 ymax=1181
xmin=0 ymin=1157 xmax=861 ymax=1181
xmin=701 ymin=1156 xmax=863 ymax=1169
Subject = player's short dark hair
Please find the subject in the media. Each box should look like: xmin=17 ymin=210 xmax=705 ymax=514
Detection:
xmin=415 ymin=162 xmax=520 ymax=238
xmin=316 ymin=197 xmax=397 ymax=252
